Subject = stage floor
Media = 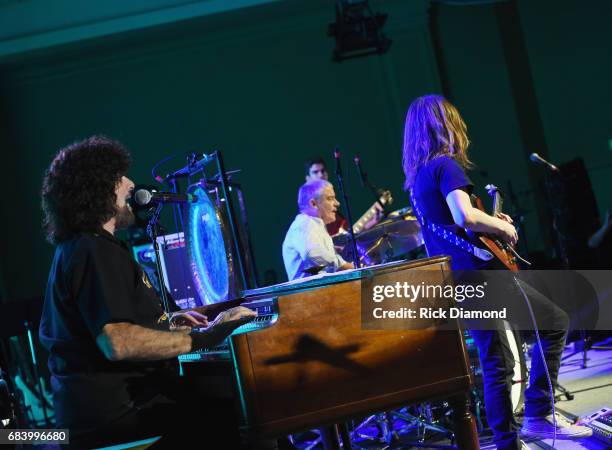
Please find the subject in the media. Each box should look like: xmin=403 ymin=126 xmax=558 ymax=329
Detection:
xmin=522 ymin=337 xmax=612 ymax=450
xmin=347 ymin=337 xmax=612 ymax=450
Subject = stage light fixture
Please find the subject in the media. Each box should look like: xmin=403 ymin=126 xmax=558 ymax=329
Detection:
xmin=327 ymin=0 xmax=391 ymax=62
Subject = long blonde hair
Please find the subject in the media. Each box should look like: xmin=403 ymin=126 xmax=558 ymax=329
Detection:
xmin=402 ymin=95 xmax=472 ymax=189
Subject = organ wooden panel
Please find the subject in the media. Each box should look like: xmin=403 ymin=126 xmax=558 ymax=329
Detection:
xmin=230 ymin=256 xmax=477 ymax=448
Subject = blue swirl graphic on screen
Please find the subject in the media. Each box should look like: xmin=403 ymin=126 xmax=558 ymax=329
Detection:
xmin=188 ymin=187 xmax=229 ymax=304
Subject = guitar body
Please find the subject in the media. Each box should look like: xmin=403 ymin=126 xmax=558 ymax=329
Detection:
xmin=472 ymin=196 xmax=520 ymax=272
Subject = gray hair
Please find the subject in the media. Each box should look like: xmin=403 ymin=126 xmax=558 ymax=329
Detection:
xmin=298 ymin=179 xmax=332 ymax=212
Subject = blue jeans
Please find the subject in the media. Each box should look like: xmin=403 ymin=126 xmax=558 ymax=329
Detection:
xmin=468 ymin=277 xmax=569 ymax=450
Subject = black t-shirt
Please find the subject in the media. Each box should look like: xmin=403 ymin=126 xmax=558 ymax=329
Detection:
xmin=39 ymin=230 xmax=176 ymax=432
xmin=411 ymin=155 xmax=489 ymax=271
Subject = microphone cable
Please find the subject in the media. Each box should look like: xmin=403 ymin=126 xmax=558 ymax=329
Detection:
xmin=512 ymin=274 xmax=557 ymax=449
xmin=151 ymin=153 xmax=181 ymax=183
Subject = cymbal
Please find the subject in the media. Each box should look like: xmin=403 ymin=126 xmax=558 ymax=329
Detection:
xmin=333 ymin=215 xmax=423 ymax=254
xmin=334 ymin=214 xmax=424 ymax=266
xmin=334 ymin=212 xmax=420 ymax=242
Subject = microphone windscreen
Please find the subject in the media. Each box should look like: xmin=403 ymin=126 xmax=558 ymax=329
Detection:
xmin=529 ymin=153 xmax=539 ymax=162
xmin=134 ymin=189 xmax=153 ymax=206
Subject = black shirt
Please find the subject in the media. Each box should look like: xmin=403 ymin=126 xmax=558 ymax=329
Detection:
xmin=39 ymin=230 xmax=175 ymax=432
xmin=411 ymin=155 xmax=489 ymax=271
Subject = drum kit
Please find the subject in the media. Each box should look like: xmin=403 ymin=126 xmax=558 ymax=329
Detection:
xmin=333 ymin=206 xmax=426 ymax=267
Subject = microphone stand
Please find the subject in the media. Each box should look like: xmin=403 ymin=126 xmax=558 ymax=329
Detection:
xmin=543 ymin=169 xmax=569 ymax=269
xmin=334 ymin=148 xmax=360 ymax=268
xmin=147 ymin=204 xmax=172 ymax=316
xmin=354 ymin=156 xmax=389 ymax=217
xmin=163 ymin=154 xmax=195 ymax=243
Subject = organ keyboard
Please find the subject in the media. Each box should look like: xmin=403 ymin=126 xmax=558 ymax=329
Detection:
xmin=179 ymin=256 xmax=479 ymax=449
xmin=178 ymin=299 xmax=278 ymax=363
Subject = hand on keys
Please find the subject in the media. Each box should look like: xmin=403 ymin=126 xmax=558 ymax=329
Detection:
xmin=189 ymin=306 xmax=257 ymax=350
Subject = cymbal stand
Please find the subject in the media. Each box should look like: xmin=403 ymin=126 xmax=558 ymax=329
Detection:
xmin=350 ymin=405 xmax=455 ymax=449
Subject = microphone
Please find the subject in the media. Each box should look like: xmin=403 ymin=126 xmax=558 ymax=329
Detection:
xmin=133 ymin=189 xmax=198 ymax=206
xmin=333 ymin=147 xmax=342 ymax=175
xmin=529 ymin=152 xmax=559 ymax=172
xmin=354 ymin=155 xmax=366 ymax=187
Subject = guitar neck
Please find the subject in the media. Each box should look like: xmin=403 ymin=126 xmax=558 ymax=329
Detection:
xmin=352 ymin=199 xmax=386 ymax=234
xmin=492 ymin=192 xmax=503 ymax=216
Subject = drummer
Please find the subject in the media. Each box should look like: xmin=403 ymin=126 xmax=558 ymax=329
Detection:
xmin=282 ymin=179 xmax=354 ymax=280
xmin=304 ymin=156 xmax=383 ymax=236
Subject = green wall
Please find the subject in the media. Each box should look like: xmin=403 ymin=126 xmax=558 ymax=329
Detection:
xmin=433 ymin=0 xmax=612 ymax=258
xmin=1 ymin=0 xmax=610 ymax=301
xmin=518 ymin=0 xmax=612 ymax=215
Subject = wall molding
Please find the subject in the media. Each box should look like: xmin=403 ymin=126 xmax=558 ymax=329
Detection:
xmin=6 ymin=0 xmax=431 ymax=87
xmin=0 ymin=0 xmax=284 ymax=59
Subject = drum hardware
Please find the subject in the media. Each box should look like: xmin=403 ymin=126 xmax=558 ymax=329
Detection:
xmin=0 ymin=300 xmax=55 ymax=429
xmin=470 ymin=388 xmax=484 ymax=433
xmin=386 ymin=206 xmax=414 ymax=220
xmin=333 ymin=148 xmax=361 ymax=268
xmin=530 ymin=270 xmax=603 ymax=400
xmin=350 ymin=406 xmax=456 ymax=449
xmin=334 ymin=209 xmax=424 ymax=266
xmin=0 ymin=367 xmax=16 ymax=429
xmin=288 ymin=424 xmax=351 ymax=450
xmin=345 ymin=330 xmax=526 ymax=450
xmin=289 ymin=406 xmax=457 ymax=450
xmin=288 ymin=430 xmax=322 ymax=450
xmin=358 ymin=233 xmax=391 ymax=266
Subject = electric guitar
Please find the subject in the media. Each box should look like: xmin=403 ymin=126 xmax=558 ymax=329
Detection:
xmin=468 ymin=184 xmax=529 ymax=272
xmin=351 ymin=190 xmax=393 ymax=235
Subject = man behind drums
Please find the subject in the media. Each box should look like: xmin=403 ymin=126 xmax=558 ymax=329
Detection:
xmin=283 ymin=180 xmax=354 ymax=280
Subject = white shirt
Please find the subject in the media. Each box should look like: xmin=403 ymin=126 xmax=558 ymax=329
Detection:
xmin=282 ymin=213 xmax=348 ymax=280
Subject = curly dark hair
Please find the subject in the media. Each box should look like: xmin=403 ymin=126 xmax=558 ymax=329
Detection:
xmin=41 ymin=135 xmax=131 ymax=244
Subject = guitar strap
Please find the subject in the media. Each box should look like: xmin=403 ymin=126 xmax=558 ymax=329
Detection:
xmin=409 ymin=189 xmax=494 ymax=262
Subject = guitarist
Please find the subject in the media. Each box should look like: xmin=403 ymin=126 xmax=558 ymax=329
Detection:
xmin=402 ymin=95 xmax=591 ymax=449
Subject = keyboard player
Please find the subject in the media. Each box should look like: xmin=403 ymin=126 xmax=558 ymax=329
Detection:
xmin=38 ymin=136 xmax=257 ymax=449
xmin=282 ymin=179 xmax=354 ymax=280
